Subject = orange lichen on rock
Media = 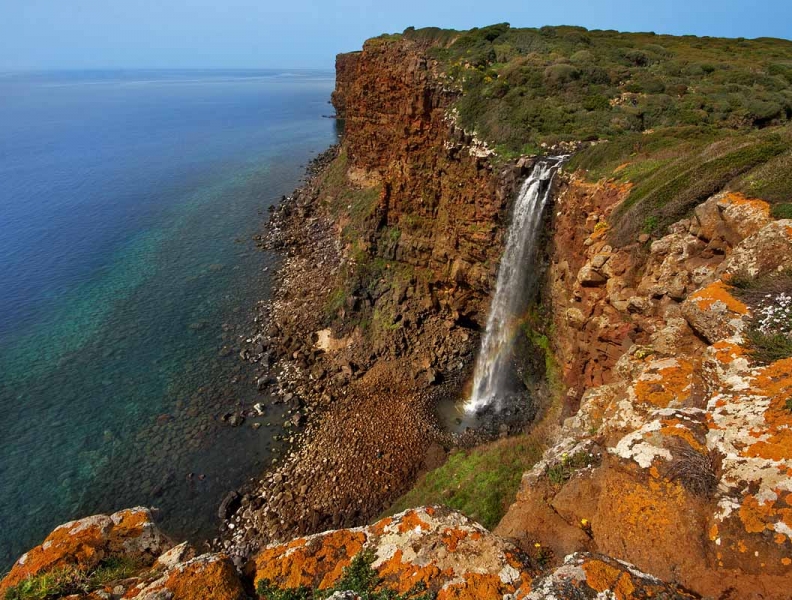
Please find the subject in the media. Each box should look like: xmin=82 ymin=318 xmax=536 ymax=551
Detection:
xmin=253 ymin=529 xmax=366 ymax=590
xmin=687 ymin=280 xmax=748 ymax=314
xmin=437 ymin=573 xmax=507 ymax=600
xmin=0 ymin=508 xmax=170 ymax=595
xmin=250 ymin=507 xmax=532 ymax=598
xmin=720 ymin=191 xmax=771 ymax=214
xmin=376 ymin=548 xmax=448 ymax=594
xmin=141 ymin=554 xmax=245 ymax=600
xmin=396 ymin=509 xmax=431 ymax=533
xmin=581 ymin=558 xmax=636 ymax=600
xmin=658 ymin=416 xmax=707 ymax=452
xmin=710 ymin=340 xmax=746 ymax=364
xmin=632 ymin=358 xmax=696 ymax=408
xmin=440 ymin=528 xmax=469 ymax=552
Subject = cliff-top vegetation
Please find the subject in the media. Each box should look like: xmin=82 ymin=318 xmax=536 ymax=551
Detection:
xmin=373 ymin=24 xmax=792 ymax=243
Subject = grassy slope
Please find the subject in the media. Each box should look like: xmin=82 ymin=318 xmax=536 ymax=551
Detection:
xmin=384 ymin=436 xmax=544 ymax=530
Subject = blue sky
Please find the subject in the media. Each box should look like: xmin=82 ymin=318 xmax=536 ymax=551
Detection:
xmin=1 ymin=0 xmax=791 ymax=70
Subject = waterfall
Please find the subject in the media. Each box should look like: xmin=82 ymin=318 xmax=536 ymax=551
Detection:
xmin=465 ymin=157 xmax=566 ymax=413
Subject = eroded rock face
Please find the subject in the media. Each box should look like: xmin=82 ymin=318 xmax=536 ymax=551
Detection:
xmin=0 ymin=508 xmax=171 ymax=595
xmin=500 ymin=183 xmax=792 ymax=598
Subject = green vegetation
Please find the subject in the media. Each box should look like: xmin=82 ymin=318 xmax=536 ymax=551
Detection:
xmin=370 ymin=24 xmax=792 ymax=245
xmin=256 ymin=550 xmax=434 ymax=600
xmin=385 ymin=437 xmax=544 ymax=529
xmin=3 ymin=557 xmax=143 ymax=600
xmin=745 ymin=329 xmax=792 ymax=364
xmin=732 ymin=269 xmax=792 ymax=364
xmin=319 ymin=151 xmax=382 ymax=247
xmin=394 ymin=24 xmax=792 ymax=151
xmin=771 ymin=203 xmax=792 ymax=219
xmin=546 ymin=450 xmax=598 ymax=486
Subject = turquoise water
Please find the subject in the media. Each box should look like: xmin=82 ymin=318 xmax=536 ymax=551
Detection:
xmin=0 ymin=70 xmax=337 ymax=566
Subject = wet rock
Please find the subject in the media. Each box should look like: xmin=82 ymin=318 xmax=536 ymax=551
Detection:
xmin=218 ymin=491 xmax=241 ymax=520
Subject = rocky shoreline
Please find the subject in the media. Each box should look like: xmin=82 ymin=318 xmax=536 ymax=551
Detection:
xmin=213 ymin=147 xmax=457 ymax=565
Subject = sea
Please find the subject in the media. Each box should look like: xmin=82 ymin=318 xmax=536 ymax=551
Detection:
xmin=0 ymin=69 xmax=338 ymax=568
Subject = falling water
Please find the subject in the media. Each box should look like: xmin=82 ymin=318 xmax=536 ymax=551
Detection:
xmin=465 ymin=157 xmax=566 ymax=413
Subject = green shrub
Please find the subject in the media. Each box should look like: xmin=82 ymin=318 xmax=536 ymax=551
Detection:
xmin=746 ymin=329 xmax=792 ymax=364
xmin=546 ymin=451 xmax=597 ymax=486
xmin=3 ymin=557 xmax=143 ymax=600
xmin=404 ymin=24 xmax=792 ymax=154
xmin=772 ymin=203 xmax=792 ymax=219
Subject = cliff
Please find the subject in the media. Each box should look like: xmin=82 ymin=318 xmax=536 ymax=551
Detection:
xmin=5 ymin=25 xmax=792 ymax=600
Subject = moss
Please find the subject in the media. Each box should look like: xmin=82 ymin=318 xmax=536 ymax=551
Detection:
xmin=384 ymin=437 xmax=543 ymax=529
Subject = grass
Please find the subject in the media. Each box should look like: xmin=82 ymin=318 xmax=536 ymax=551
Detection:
xmin=3 ymin=557 xmax=143 ymax=600
xmin=384 ymin=437 xmax=544 ymax=530
xmin=561 ymin=125 xmax=792 ymax=244
xmin=256 ymin=550 xmax=434 ymax=600
xmin=745 ymin=329 xmax=792 ymax=364
xmin=771 ymin=203 xmax=792 ymax=219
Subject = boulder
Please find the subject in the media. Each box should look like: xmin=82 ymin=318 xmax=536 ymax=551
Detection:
xmin=0 ymin=508 xmax=171 ymax=595
xmin=718 ymin=219 xmax=792 ymax=279
xmin=693 ymin=191 xmax=771 ymax=246
xmin=525 ymin=553 xmax=697 ymax=599
xmin=577 ymin=263 xmax=607 ymax=287
xmin=681 ymin=280 xmax=748 ymax=343
xmin=129 ymin=553 xmax=245 ymax=600
xmin=252 ymin=506 xmax=533 ymax=598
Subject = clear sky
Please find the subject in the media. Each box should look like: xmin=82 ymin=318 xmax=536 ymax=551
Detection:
xmin=1 ymin=0 xmax=791 ymax=70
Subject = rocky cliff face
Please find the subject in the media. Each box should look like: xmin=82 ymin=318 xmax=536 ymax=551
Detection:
xmin=331 ymin=37 xmax=523 ymax=334
xmin=497 ymin=184 xmax=792 ymax=598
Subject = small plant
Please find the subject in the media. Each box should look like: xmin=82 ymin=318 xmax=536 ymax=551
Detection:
xmin=664 ymin=442 xmax=720 ymax=498
xmin=642 ymin=215 xmax=659 ymax=234
xmin=3 ymin=557 xmax=144 ymax=600
xmin=746 ymin=329 xmax=792 ymax=364
xmin=531 ymin=542 xmax=552 ymax=570
xmin=87 ymin=556 xmax=142 ymax=587
xmin=546 ymin=451 xmax=597 ymax=486
xmin=256 ymin=550 xmax=435 ymax=600
xmin=784 ymin=397 xmax=792 ymax=413
xmin=732 ymin=270 xmax=792 ymax=364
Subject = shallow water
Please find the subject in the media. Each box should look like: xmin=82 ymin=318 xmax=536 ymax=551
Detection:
xmin=0 ymin=69 xmax=337 ymax=567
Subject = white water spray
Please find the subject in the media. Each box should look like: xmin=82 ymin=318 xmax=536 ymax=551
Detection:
xmin=465 ymin=157 xmax=566 ymax=413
